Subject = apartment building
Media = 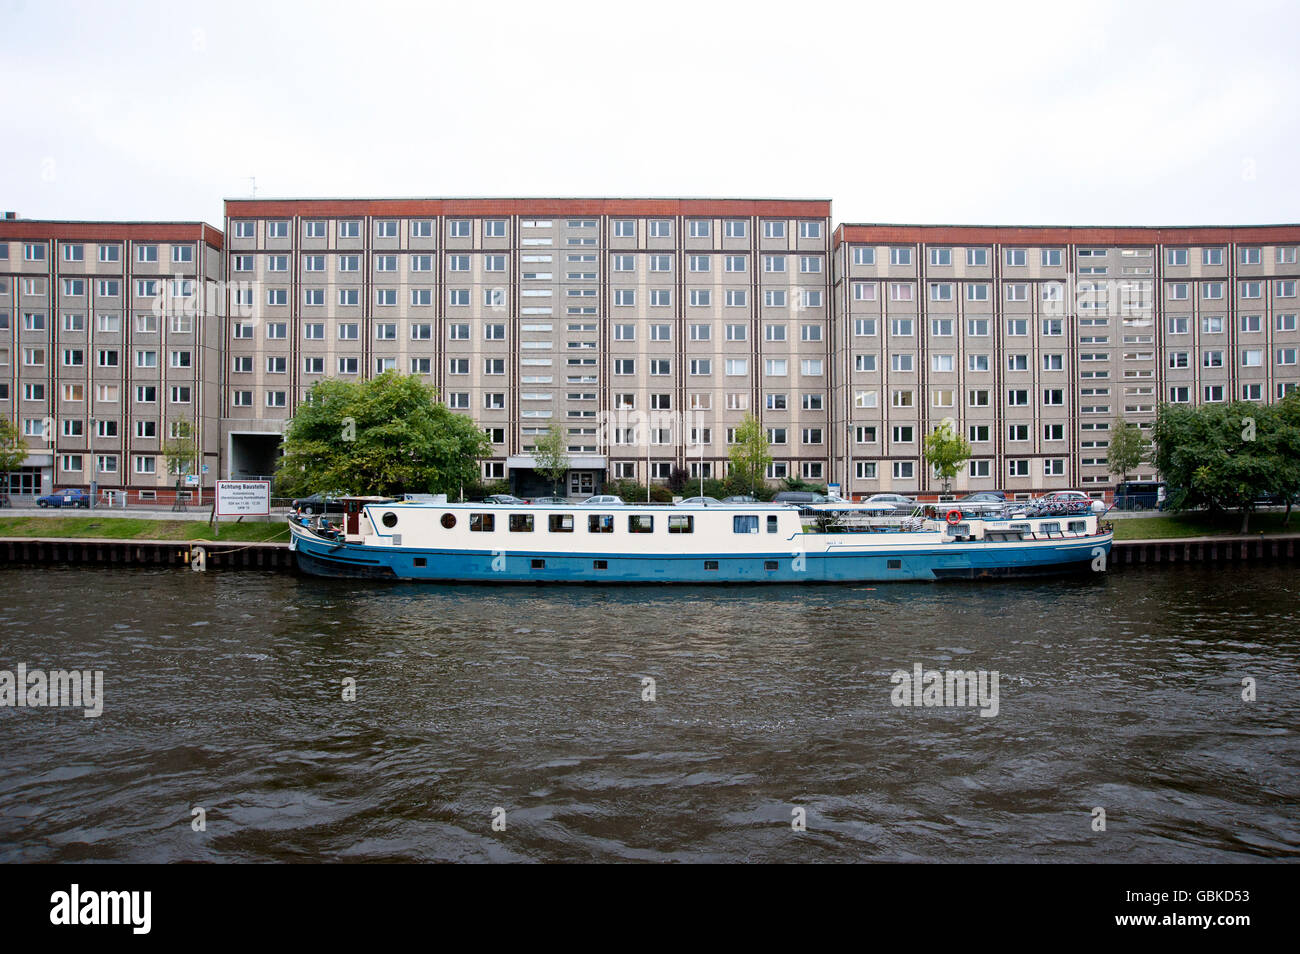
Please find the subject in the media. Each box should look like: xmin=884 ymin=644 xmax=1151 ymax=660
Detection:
xmin=4 ymin=205 xmax=1298 ymax=503
xmin=0 ymin=218 xmax=224 ymax=499
xmin=833 ymin=225 xmax=1300 ymax=498
xmin=220 ymin=198 xmax=834 ymax=495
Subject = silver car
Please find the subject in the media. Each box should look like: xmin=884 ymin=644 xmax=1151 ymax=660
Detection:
xmin=861 ymin=493 xmax=916 ymax=514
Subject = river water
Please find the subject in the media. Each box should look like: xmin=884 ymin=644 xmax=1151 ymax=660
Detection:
xmin=0 ymin=564 xmax=1296 ymax=862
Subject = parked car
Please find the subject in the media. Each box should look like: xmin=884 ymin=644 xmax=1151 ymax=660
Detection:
xmin=483 ymin=494 xmax=529 ymax=505
xmin=772 ymin=491 xmax=831 ymax=506
xmin=676 ymin=496 xmax=722 ymax=506
xmin=36 ymin=488 xmax=91 ymax=509
xmin=1251 ymin=491 xmax=1300 ymax=506
xmin=860 ymin=493 xmax=917 ymax=513
xmin=291 ymin=493 xmax=349 ymax=515
xmin=1037 ymin=490 xmax=1091 ymax=503
xmin=1112 ymin=481 xmax=1167 ymax=511
xmin=581 ymin=494 xmax=625 ymax=506
xmin=952 ymin=491 xmax=1007 ymax=513
xmin=721 ymin=495 xmax=759 ymax=504
xmin=531 ymin=495 xmax=570 ymax=505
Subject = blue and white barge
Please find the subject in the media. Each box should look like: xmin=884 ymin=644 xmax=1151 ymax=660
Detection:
xmin=288 ymin=498 xmax=1113 ymax=583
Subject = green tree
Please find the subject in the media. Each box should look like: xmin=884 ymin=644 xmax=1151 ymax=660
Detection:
xmin=1107 ymin=416 xmax=1146 ymax=483
xmin=923 ymin=418 xmax=971 ymax=494
xmin=0 ymin=417 xmax=29 ymax=478
xmin=275 ymin=372 xmax=490 ymax=498
xmin=1151 ymin=400 xmax=1278 ymax=532
xmin=1263 ymin=392 xmax=1300 ymax=527
xmin=163 ymin=419 xmax=198 ymax=477
xmin=780 ymin=476 xmax=827 ymax=494
xmin=727 ymin=413 xmax=772 ymax=495
xmin=533 ymin=423 xmax=570 ymax=494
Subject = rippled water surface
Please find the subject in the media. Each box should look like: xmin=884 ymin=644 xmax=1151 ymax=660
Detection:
xmin=0 ymin=565 xmax=1297 ymax=862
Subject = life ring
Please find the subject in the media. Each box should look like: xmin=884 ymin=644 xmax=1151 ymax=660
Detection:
xmin=945 ymin=509 xmax=963 ymax=525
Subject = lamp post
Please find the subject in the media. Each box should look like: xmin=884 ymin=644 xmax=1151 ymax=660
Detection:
xmin=698 ymin=426 xmax=704 ymax=499
xmin=846 ymin=423 xmax=853 ymax=503
xmin=89 ymin=417 xmax=96 ymax=511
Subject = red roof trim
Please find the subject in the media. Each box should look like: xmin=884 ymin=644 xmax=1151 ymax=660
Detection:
xmin=0 ymin=221 xmax=223 ymax=250
xmin=224 ymin=198 xmax=832 ymax=218
xmin=833 ymin=223 xmax=1300 ymax=247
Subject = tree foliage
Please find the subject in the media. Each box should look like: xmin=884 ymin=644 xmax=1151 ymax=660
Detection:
xmin=727 ymin=413 xmax=772 ymax=494
xmin=1106 ymin=416 xmax=1146 ymax=483
xmin=275 ymin=372 xmax=490 ymax=497
xmin=922 ymin=418 xmax=972 ymax=492
xmin=780 ymin=476 xmax=828 ymax=495
xmin=163 ymin=418 xmax=198 ymax=477
xmin=0 ymin=417 xmax=29 ymax=477
xmin=1263 ymin=393 xmax=1300 ymax=526
xmin=606 ymin=478 xmax=674 ymax=503
xmin=533 ymin=424 xmax=570 ymax=493
xmin=1151 ymin=395 xmax=1300 ymax=532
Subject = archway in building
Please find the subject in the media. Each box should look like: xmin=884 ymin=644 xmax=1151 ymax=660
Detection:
xmin=227 ymin=433 xmax=283 ymax=482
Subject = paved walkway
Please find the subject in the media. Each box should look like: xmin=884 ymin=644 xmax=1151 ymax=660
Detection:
xmin=0 ymin=504 xmax=285 ymax=522
xmin=1115 ymin=533 xmax=1300 ymax=545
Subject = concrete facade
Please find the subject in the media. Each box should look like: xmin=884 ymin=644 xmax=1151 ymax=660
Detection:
xmin=0 ymin=219 xmax=224 ymax=500
xmin=4 ymin=206 xmax=1298 ymax=501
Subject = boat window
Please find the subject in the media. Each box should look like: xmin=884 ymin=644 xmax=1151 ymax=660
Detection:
xmin=469 ymin=513 xmax=495 ymax=532
xmin=440 ymin=513 xmax=456 ymax=529
xmin=628 ymin=514 xmax=654 ymax=534
xmin=1039 ymin=522 xmax=1061 ymax=535
xmin=1068 ymin=520 xmax=1087 ymax=533
xmin=764 ymin=561 xmax=778 ymax=570
xmin=947 ymin=523 xmax=971 ymax=536
xmin=548 ymin=513 xmax=574 ymax=533
xmin=588 ymin=514 xmax=614 ymax=533
xmin=593 ymin=559 xmax=608 ymax=570
xmin=704 ymin=560 xmax=719 ymax=571
xmin=1009 ymin=523 xmax=1031 ymax=534
xmin=509 ymin=513 xmax=535 ymax=532
xmin=381 ymin=512 xmax=398 ymax=528
xmin=733 ymin=515 xmax=759 ymax=534
xmin=767 ymin=515 xmax=779 ymax=533
xmin=668 ymin=515 xmax=693 ymax=534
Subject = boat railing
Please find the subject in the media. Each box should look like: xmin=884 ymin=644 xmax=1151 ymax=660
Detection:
xmin=290 ymin=510 xmax=346 ymax=543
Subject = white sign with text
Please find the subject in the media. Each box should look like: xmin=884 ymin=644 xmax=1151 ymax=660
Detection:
xmin=216 ymin=480 xmax=271 ymax=516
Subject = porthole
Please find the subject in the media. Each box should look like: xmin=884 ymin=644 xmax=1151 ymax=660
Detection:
xmin=440 ymin=512 xmax=457 ymax=529
xmin=381 ymin=511 xmax=398 ymax=529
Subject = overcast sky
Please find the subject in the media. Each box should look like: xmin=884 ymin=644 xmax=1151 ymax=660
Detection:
xmin=3 ymin=0 xmax=1298 ymax=228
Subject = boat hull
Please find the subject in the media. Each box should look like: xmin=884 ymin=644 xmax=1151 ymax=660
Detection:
xmin=290 ymin=527 xmax=1111 ymax=584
